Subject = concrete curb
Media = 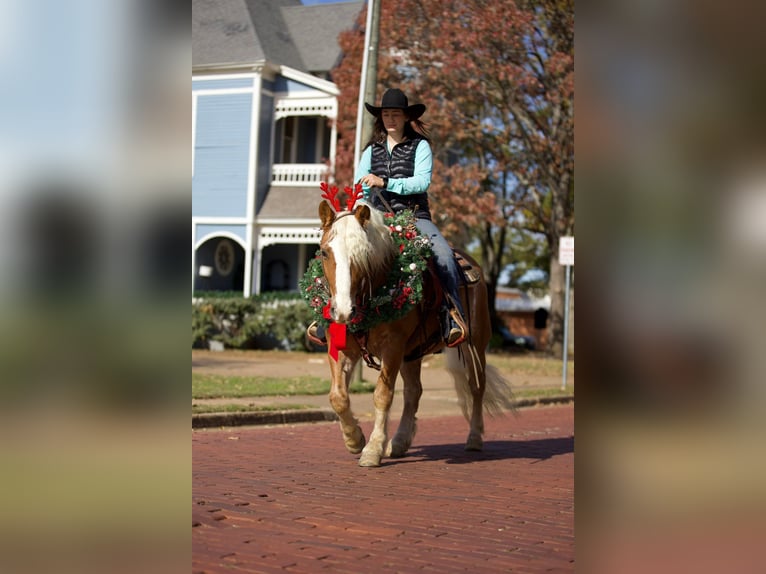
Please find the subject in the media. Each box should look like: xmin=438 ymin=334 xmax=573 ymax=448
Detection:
xmin=192 ymin=396 xmax=573 ymax=428
xmin=192 ymin=409 xmax=338 ymax=429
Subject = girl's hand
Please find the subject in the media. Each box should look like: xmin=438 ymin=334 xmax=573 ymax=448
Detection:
xmin=359 ymin=174 xmax=386 ymax=188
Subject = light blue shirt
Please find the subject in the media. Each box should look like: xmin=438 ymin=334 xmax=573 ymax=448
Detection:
xmin=354 ymin=139 xmax=433 ymax=198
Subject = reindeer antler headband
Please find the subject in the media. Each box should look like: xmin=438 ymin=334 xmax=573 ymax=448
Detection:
xmin=320 ymin=182 xmax=364 ymax=212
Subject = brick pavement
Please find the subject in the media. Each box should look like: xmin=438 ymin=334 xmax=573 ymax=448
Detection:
xmin=193 ymin=403 xmax=574 ymax=573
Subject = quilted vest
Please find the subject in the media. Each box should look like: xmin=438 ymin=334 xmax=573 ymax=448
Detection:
xmin=368 ymin=138 xmax=432 ymax=221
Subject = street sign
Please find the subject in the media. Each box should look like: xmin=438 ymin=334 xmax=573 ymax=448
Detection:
xmin=558 ymin=236 xmax=574 ymax=266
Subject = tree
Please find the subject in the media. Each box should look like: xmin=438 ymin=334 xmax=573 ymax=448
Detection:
xmin=499 ymin=227 xmax=550 ymax=296
xmin=332 ymin=0 xmax=573 ymax=354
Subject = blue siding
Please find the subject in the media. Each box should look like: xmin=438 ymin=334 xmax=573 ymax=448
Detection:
xmin=192 ymin=78 xmax=253 ymax=91
xmin=193 ymin=93 xmax=253 ymax=218
xmin=272 ymin=76 xmax=320 ymax=94
xmin=195 ymin=224 xmax=247 ymax=247
xmin=256 ymin=92 xmax=274 ymax=212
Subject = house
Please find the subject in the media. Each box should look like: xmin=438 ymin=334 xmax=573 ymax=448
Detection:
xmin=192 ymin=0 xmax=363 ymax=295
xmin=495 ymin=287 xmax=552 ymax=350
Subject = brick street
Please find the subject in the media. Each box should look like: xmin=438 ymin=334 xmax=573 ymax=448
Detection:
xmin=193 ymin=404 xmax=574 ymax=573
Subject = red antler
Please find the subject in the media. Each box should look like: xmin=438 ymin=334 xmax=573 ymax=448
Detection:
xmin=320 ymin=181 xmax=342 ymax=211
xmin=345 ymin=183 xmax=364 ymax=211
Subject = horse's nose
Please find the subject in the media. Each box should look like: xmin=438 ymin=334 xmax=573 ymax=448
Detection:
xmin=330 ymin=302 xmax=356 ymax=324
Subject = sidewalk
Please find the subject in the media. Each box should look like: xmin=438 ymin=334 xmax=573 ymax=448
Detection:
xmin=192 ymin=349 xmax=574 ymax=428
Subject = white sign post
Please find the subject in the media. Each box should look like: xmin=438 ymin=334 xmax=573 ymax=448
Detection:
xmin=558 ymin=237 xmax=574 ymax=390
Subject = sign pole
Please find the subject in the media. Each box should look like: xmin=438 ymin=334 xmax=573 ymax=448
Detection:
xmin=562 ymin=263 xmax=571 ymax=391
xmin=558 ymin=236 xmax=574 ymax=391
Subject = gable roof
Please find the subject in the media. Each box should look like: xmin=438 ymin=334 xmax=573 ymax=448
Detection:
xmin=283 ymin=2 xmax=364 ymax=73
xmin=193 ymin=0 xmax=363 ymax=73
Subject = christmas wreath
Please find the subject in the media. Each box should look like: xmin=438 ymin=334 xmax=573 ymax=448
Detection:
xmin=300 ymin=209 xmax=433 ymax=332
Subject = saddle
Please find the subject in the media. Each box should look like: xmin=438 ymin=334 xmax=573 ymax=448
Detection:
xmin=453 ymin=249 xmax=482 ymax=285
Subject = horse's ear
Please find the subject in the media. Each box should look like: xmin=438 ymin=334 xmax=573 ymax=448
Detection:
xmin=319 ymin=200 xmax=336 ymax=229
xmin=355 ymin=204 xmax=371 ymax=227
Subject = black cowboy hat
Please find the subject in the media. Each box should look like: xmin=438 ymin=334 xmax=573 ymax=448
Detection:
xmin=364 ymin=88 xmax=426 ymax=119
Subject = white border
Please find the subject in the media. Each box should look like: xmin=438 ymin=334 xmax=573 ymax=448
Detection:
xmin=194 ymin=230 xmax=247 ymax=251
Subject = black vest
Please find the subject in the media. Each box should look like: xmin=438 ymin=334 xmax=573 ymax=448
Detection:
xmin=368 ymin=138 xmax=432 ymax=221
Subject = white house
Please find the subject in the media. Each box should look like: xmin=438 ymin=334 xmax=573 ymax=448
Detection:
xmin=192 ymin=0 xmax=363 ymax=295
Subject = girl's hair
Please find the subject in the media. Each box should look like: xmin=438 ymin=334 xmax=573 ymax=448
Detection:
xmin=365 ymin=114 xmax=431 ymax=148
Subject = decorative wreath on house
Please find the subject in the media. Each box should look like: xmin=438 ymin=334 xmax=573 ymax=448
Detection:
xmin=300 ymin=209 xmax=433 ymax=333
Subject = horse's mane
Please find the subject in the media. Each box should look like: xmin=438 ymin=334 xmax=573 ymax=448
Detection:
xmin=331 ymin=201 xmax=394 ymax=278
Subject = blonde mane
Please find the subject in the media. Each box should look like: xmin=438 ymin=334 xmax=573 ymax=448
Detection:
xmin=330 ymin=202 xmax=394 ymax=277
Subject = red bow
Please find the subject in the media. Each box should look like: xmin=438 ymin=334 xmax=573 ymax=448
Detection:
xmin=322 ymin=301 xmax=347 ymax=360
xmin=328 ymin=322 xmax=347 ymax=361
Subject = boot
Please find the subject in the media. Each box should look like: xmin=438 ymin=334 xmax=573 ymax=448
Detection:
xmin=306 ymin=321 xmax=327 ymax=346
xmin=446 ymin=308 xmax=467 ymax=348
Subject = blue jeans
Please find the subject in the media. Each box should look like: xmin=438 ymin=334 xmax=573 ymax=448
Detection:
xmin=415 ymin=218 xmax=466 ymax=318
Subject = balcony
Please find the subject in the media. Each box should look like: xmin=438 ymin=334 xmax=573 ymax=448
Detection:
xmin=271 ymin=164 xmax=330 ymax=186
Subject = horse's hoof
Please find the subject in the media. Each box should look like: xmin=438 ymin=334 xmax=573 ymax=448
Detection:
xmin=358 ymin=452 xmax=382 ymax=467
xmin=388 ymin=439 xmax=409 ymax=458
xmin=344 ymin=428 xmax=366 ymax=454
xmin=465 ymin=434 xmax=483 ymax=451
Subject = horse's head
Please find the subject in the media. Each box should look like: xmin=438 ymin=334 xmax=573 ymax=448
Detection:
xmin=318 ymin=199 xmax=393 ymax=324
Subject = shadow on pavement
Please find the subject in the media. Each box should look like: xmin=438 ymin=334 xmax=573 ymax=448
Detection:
xmin=387 ymin=436 xmax=574 ymax=466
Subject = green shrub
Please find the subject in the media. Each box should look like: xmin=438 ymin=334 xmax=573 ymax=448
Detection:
xmin=192 ymin=293 xmax=314 ymax=351
xmin=192 ymin=304 xmax=216 ymax=347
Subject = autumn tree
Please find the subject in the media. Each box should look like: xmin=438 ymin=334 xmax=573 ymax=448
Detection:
xmin=333 ymin=0 xmax=573 ymax=354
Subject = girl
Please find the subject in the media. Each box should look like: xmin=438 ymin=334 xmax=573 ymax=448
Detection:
xmin=355 ymin=88 xmax=467 ymax=347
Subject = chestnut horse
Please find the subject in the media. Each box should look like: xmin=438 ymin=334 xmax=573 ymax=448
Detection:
xmin=317 ymin=199 xmax=514 ymax=467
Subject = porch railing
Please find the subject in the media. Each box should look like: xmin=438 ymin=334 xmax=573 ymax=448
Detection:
xmin=271 ymin=164 xmax=330 ymax=186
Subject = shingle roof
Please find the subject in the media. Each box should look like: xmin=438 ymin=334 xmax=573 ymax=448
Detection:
xmin=193 ymin=0 xmax=363 ymax=73
xmin=257 ymin=186 xmax=323 ymax=219
xmin=193 ymin=0 xmax=266 ymax=68
xmin=283 ymin=2 xmax=364 ymax=73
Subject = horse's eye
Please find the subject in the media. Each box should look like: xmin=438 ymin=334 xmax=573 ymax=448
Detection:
xmin=320 ymin=249 xmax=328 ymax=259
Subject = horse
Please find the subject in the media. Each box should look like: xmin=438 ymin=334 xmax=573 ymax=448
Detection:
xmin=314 ymin=195 xmax=515 ymax=467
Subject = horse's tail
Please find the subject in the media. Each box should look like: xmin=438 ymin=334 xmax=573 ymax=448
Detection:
xmin=482 ymin=363 xmax=518 ymax=416
xmin=445 ymin=346 xmax=517 ymax=420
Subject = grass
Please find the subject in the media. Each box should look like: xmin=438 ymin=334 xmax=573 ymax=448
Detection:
xmin=191 ymin=351 xmax=573 ymax=416
xmin=459 ymin=352 xmax=573 ymax=377
xmin=192 ymin=373 xmax=376 ymax=399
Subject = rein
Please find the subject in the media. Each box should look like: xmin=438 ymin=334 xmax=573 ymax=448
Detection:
xmin=370 ymin=185 xmax=394 ymax=214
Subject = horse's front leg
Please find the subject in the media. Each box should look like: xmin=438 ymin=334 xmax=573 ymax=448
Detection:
xmin=387 ymin=358 xmax=423 ymax=458
xmin=358 ymin=357 xmax=401 ymax=467
xmin=328 ymin=349 xmax=366 ymax=454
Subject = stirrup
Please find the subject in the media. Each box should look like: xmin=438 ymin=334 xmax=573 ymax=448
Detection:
xmin=446 ymin=326 xmax=465 ymax=347
xmin=306 ymin=321 xmax=326 ymax=346
xmin=446 ymin=309 xmax=467 ymax=348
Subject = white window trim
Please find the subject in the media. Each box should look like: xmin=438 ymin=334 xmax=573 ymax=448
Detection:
xmin=192 ymin=93 xmax=197 ymax=177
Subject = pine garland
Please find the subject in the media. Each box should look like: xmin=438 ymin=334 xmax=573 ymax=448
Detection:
xmin=300 ymin=210 xmax=433 ymax=332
